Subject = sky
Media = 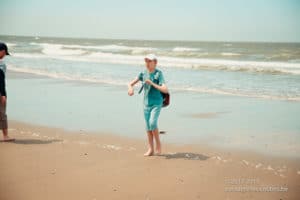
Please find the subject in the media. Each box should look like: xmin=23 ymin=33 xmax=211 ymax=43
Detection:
xmin=0 ymin=0 xmax=300 ymax=42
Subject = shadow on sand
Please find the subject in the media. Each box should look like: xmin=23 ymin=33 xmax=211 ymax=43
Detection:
xmin=159 ymin=152 xmax=209 ymax=160
xmin=12 ymin=139 xmax=62 ymax=145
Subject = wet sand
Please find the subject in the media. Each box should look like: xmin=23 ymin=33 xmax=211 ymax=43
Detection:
xmin=0 ymin=120 xmax=299 ymax=200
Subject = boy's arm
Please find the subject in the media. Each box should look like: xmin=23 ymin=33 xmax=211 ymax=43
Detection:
xmin=146 ymin=81 xmax=168 ymax=94
xmin=145 ymin=71 xmax=168 ymax=94
xmin=0 ymin=70 xmax=6 ymax=104
xmin=127 ymin=77 xmax=140 ymax=96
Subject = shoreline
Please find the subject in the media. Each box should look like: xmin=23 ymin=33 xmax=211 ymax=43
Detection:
xmin=0 ymin=120 xmax=299 ymax=199
xmin=6 ymin=119 xmax=300 ymax=162
xmin=6 ymin=70 xmax=300 ymax=158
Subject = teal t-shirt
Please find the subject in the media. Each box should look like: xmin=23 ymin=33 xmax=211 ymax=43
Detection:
xmin=138 ymin=69 xmax=165 ymax=106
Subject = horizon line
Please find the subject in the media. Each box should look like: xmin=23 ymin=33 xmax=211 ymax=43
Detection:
xmin=0 ymin=34 xmax=300 ymax=44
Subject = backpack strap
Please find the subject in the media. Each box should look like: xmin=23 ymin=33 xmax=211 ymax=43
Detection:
xmin=153 ymin=70 xmax=161 ymax=85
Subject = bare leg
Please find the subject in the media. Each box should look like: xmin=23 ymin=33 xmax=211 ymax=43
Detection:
xmin=2 ymin=128 xmax=14 ymax=141
xmin=3 ymin=128 xmax=8 ymax=137
xmin=144 ymin=131 xmax=154 ymax=156
xmin=153 ymin=128 xmax=161 ymax=155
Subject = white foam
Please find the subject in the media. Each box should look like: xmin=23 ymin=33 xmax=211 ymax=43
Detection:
xmin=8 ymin=65 xmax=127 ymax=86
xmin=12 ymin=53 xmax=46 ymax=59
xmin=221 ymin=52 xmax=241 ymax=56
xmin=13 ymin=49 xmax=300 ymax=75
xmin=40 ymin=43 xmax=86 ymax=56
xmin=6 ymin=43 xmax=17 ymax=47
xmin=31 ymin=42 xmax=155 ymax=54
xmin=172 ymin=47 xmax=201 ymax=52
xmin=173 ymin=86 xmax=300 ymax=102
xmin=8 ymin=64 xmax=300 ymax=102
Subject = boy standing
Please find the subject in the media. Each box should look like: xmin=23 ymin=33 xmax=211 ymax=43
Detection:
xmin=0 ymin=43 xmax=14 ymax=142
xmin=128 ymin=54 xmax=168 ymax=156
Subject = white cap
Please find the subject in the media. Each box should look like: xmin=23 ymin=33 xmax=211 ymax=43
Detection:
xmin=145 ymin=54 xmax=157 ymax=61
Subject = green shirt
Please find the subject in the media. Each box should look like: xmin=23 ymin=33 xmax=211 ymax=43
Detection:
xmin=138 ymin=69 xmax=165 ymax=106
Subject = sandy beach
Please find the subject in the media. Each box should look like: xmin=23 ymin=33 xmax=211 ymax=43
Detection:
xmin=1 ymin=1 xmax=300 ymax=199
xmin=0 ymin=120 xmax=299 ymax=200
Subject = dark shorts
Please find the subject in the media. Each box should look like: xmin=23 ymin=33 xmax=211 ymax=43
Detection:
xmin=0 ymin=101 xmax=7 ymax=129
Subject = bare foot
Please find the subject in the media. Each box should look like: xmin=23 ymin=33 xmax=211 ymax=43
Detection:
xmin=1 ymin=136 xmax=15 ymax=142
xmin=156 ymin=148 xmax=161 ymax=155
xmin=144 ymin=149 xmax=154 ymax=156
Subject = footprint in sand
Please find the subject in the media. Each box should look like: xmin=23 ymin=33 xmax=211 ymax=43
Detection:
xmin=255 ymin=163 xmax=262 ymax=169
xmin=216 ymin=156 xmax=222 ymax=161
xmin=19 ymin=130 xmax=29 ymax=135
xmin=211 ymin=156 xmax=229 ymax=163
xmin=75 ymin=141 xmax=90 ymax=145
xmin=32 ymin=132 xmax=40 ymax=137
xmin=61 ymin=140 xmax=69 ymax=144
xmin=102 ymin=144 xmax=122 ymax=151
xmin=279 ymin=174 xmax=286 ymax=178
xmin=242 ymin=160 xmax=249 ymax=166
xmin=277 ymin=168 xmax=286 ymax=173
xmin=127 ymin=147 xmax=136 ymax=151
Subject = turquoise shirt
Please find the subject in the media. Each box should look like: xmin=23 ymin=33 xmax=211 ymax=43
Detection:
xmin=138 ymin=69 xmax=165 ymax=106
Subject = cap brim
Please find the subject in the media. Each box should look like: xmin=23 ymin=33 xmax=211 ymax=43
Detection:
xmin=144 ymin=57 xmax=156 ymax=60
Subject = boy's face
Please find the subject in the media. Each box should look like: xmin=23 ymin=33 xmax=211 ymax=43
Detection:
xmin=0 ymin=50 xmax=6 ymax=59
xmin=144 ymin=58 xmax=157 ymax=71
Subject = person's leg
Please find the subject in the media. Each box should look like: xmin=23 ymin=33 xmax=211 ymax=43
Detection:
xmin=2 ymin=128 xmax=9 ymax=139
xmin=152 ymin=128 xmax=161 ymax=154
xmin=144 ymin=131 xmax=154 ymax=156
xmin=149 ymin=105 xmax=162 ymax=154
xmin=0 ymin=101 xmax=13 ymax=141
xmin=144 ymin=106 xmax=154 ymax=156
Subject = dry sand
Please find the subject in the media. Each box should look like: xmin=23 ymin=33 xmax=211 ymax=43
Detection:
xmin=0 ymin=120 xmax=299 ymax=200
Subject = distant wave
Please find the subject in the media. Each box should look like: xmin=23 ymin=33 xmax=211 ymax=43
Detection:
xmin=13 ymin=50 xmax=300 ymax=75
xmin=221 ymin=52 xmax=241 ymax=56
xmin=40 ymin=43 xmax=86 ymax=56
xmin=172 ymin=47 xmax=201 ymax=52
xmin=6 ymin=42 xmax=17 ymax=47
xmin=30 ymin=42 xmax=155 ymax=54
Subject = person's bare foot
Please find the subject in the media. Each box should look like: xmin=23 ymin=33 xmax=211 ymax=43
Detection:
xmin=1 ymin=136 xmax=15 ymax=142
xmin=144 ymin=149 xmax=154 ymax=156
xmin=156 ymin=148 xmax=161 ymax=155
xmin=155 ymin=142 xmax=162 ymax=155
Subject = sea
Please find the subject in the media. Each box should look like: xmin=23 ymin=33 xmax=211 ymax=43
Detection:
xmin=1 ymin=35 xmax=300 ymax=157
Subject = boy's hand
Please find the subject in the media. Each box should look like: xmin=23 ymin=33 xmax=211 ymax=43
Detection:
xmin=128 ymin=87 xmax=134 ymax=96
xmin=145 ymin=79 xmax=153 ymax=86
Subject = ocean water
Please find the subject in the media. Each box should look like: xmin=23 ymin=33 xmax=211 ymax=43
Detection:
xmin=2 ymin=35 xmax=300 ymax=101
xmin=1 ymin=35 xmax=300 ymax=157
